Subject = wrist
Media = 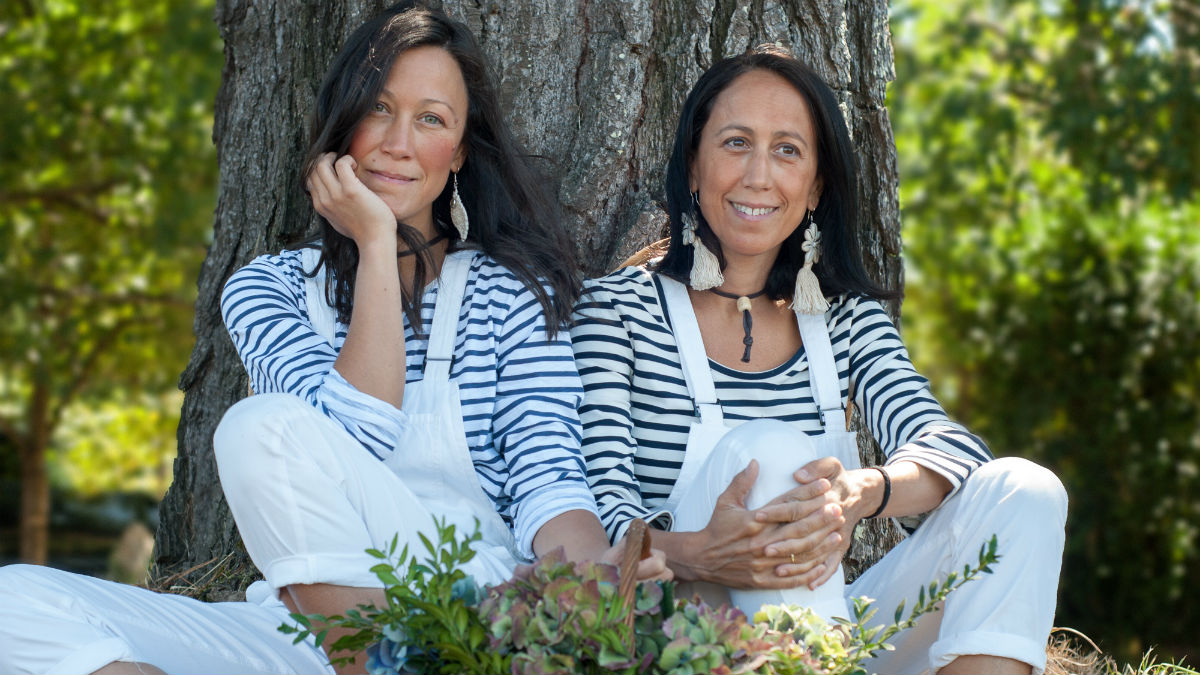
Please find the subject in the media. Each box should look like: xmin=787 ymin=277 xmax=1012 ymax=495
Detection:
xmin=654 ymin=529 xmax=704 ymax=583
xmin=356 ymin=230 xmax=399 ymax=255
xmin=862 ymin=466 xmax=891 ymax=520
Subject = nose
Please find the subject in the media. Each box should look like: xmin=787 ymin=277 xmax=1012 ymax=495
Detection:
xmin=380 ymin=118 xmax=413 ymax=158
xmin=742 ymin=148 xmax=771 ymax=190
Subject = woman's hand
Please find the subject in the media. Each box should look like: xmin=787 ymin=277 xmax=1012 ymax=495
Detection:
xmin=599 ymin=538 xmax=674 ymax=582
xmin=671 ymin=461 xmax=842 ymax=589
xmin=306 ymin=152 xmax=397 ymax=248
xmin=754 ymin=457 xmax=878 ymax=589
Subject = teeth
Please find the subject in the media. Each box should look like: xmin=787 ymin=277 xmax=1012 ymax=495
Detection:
xmin=733 ymin=203 xmax=775 ymax=216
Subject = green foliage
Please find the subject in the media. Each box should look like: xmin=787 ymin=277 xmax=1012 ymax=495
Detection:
xmin=49 ymin=391 xmax=181 ymax=497
xmin=281 ymin=519 xmax=506 ymax=675
xmin=890 ymin=0 xmax=1200 ymax=658
xmin=831 ymin=536 xmax=1000 ymax=674
xmin=0 ymin=0 xmax=219 ymax=486
xmin=284 ymin=521 xmax=1002 ymax=675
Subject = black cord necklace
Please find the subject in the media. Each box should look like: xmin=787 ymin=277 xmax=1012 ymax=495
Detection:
xmin=396 ymin=232 xmax=449 ymax=257
xmin=708 ymin=287 xmax=768 ymax=363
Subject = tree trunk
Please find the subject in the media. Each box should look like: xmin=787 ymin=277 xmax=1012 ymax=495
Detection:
xmin=157 ymin=0 xmax=903 ymax=591
xmin=17 ymin=378 xmax=50 ymax=564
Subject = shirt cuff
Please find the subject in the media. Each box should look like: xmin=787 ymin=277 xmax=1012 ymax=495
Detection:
xmin=318 ymin=368 xmax=408 ymax=450
xmin=616 ymin=509 xmax=673 ymax=542
xmin=886 ymin=447 xmax=978 ymax=504
xmin=513 ymin=483 xmax=600 ymax=560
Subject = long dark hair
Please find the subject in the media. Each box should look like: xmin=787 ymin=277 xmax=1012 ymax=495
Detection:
xmin=302 ymin=2 xmax=579 ymax=335
xmin=657 ymin=45 xmax=896 ymax=302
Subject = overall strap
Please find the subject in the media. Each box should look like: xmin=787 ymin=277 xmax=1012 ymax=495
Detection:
xmin=300 ymin=248 xmax=338 ymax=346
xmin=658 ymin=275 xmax=724 ymax=426
xmin=423 ymin=251 xmax=474 ymax=382
xmin=795 ymin=312 xmax=843 ymax=430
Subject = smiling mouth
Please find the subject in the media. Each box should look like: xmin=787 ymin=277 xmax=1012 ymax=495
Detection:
xmin=731 ymin=202 xmax=778 ymax=217
xmin=370 ymin=170 xmax=415 ymax=184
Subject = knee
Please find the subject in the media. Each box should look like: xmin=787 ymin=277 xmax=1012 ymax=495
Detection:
xmin=972 ymin=457 xmax=1068 ymax=524
xmin=710 ymin=420 xmax=822 ymax=509
xmin=712 ymin=419 xmax=820 ymax=470
xmin=0 ymin=564 xmax=80 ymax=610
xmin=213 ymin=393 xmax=316 ymax=483
xmin=0 ymin=564 xmax=47 ymax=600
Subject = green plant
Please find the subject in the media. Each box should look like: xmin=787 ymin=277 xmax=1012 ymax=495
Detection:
xmin=282 ymin=522 xmax=1001 ymax=675
xmin=890 ymin=0 xmax=1200 ymax=657
xmin=280 ymin=518 xmax=504 ymax=674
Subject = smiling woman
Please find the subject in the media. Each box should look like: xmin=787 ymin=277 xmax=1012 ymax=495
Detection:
xmin=333 ymin=46 xmax=468 ymax=239
xmin=572 ymin=44 xmax=1069 ymax=675
xmin=0 ymin=3 xmax=669 ymax=675
xmin=689 ymin=69 xmax=823 ymax=273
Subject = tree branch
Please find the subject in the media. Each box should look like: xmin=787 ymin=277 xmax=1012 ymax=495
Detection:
xmin=47 ymin=317 xmax=141 ymax=432
xmin=33 ymin=284 xmax=195 ymax=312
xmin=0 ymin=184 xmax=119 ymax=224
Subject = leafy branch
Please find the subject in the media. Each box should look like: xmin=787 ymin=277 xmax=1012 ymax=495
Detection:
xmin=838 ymin=534 xmax=1001 ymax=672
xmin=282 ymin=523 xmax=1003 ymax=675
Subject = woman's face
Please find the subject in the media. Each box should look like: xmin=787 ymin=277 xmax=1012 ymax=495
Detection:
xmin=689 ymin=69 xmax=822 ymax=269
xmin=347 ymin=45 xmax=469 ymax=235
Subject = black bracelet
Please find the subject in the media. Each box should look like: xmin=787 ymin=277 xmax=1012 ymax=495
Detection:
xmin=864 ymin=466 xmax=891 ymax=519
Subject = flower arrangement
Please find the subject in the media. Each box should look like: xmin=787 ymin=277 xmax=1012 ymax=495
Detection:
xmin=281 ymin=519 xmax=1000 ymax=675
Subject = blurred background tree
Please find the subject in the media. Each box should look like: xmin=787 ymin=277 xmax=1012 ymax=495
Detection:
xmin=891 ymin=0 xmax=1199 ymax=661
xmin=0 ymin=0 xmax=220 ymax=564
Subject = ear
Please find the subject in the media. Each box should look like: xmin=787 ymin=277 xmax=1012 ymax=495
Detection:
xmin=451 ymin=142 xmax=468 ymax=173
xmin=807 ymin=175 xmax=823 ymax=211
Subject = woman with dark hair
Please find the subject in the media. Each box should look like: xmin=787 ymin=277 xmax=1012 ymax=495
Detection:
xmin=572 ymin=45 xmax=1067 ymax=674
xmin=0 ymin=4 xmax=664 ymax=674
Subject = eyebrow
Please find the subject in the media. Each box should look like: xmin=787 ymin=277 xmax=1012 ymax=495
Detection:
xmin=715 ymin=123 xmax=810 ymax=148
xmin=379 ymin=89 xmax=458 ymax=111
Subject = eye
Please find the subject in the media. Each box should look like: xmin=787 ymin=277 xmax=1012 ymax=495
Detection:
xmin=723 ymin=136 xmax=749 ymax=149
xmin=420 ymin=113 xmax=445 ymax=126
xmin=776 ymin=143 xmax=800 ymax=157
xmin=371 ymin=101 xmax=388 ymax=114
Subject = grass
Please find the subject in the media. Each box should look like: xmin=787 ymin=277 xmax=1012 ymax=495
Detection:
xmin=1047 ymin=627 xmax=1197 ymax=675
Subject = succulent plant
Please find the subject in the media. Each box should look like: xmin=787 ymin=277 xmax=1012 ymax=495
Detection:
xmin=282 ymin=521 xmax=1000 ymax=675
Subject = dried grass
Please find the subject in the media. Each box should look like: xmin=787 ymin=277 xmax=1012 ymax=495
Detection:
xmin=143 ymin=552 xmax=251 ymax=602
xmin=1045 ymin=627 xmax=1197 ymax=675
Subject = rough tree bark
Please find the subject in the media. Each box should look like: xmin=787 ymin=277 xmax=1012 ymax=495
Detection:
xmin=155 ymin=0 xmax=904 ymax=595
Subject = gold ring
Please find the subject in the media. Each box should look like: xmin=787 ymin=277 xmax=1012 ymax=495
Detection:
xmin=790 ymin=553 xmax=796 ymax=564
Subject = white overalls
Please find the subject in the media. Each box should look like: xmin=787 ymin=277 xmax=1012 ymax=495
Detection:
xmin=653 ymin=276 xmax=1069 ymax=674
xmin=0 ymin=251 xmax=524 ymax=674
xmin=218 ymin=248 xmax=522 ymax=597
xmin=657 ymin=276 xmax=857 ymax=620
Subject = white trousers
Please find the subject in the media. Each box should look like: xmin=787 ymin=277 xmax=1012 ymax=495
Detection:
xmin=214 ymin=393 xmax=511 ymax=592
xmin=675 ymin=421 xmax=1068 ymax=675
xmin=0 ymin=393 xmax=502 ymax=674
xmin=0 ymin=564 xmax=330 ymax=675
xmin=671 ymin=420 xmax=852 ymax=620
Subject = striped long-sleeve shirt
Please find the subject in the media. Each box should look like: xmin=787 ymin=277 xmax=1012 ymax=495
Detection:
xmin=221 ymin=248 xmax=598 ymax=558
xmin=570 ymin=266 xmax=993 ymax=542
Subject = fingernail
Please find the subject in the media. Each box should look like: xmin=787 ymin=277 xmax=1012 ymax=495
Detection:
xmin=796 ymin=469 xmax=810 ymax=481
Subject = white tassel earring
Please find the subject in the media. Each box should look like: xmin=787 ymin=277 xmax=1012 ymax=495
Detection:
xmin=682 ymin=193 xmax=723 ymax=290
xmin=790 ymin=212 xmax=830 ymax=314
xmin=450 ymin=172 xmax=469 ymax=242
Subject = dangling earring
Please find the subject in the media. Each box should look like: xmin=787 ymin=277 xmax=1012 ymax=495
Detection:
xmin=683 ymin=192 xmax=723 ymax=290
xmin=790 ymin=211 xmax=830 ymax=314
xmin=450 ymin=172 xmax=469 ymax=242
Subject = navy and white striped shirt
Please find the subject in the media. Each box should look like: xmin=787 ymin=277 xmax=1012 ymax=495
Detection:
xmin=570 ymin=266 xmax=992 ymax=542
xmin=221 ymin=248 xmax=598 ymax=558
